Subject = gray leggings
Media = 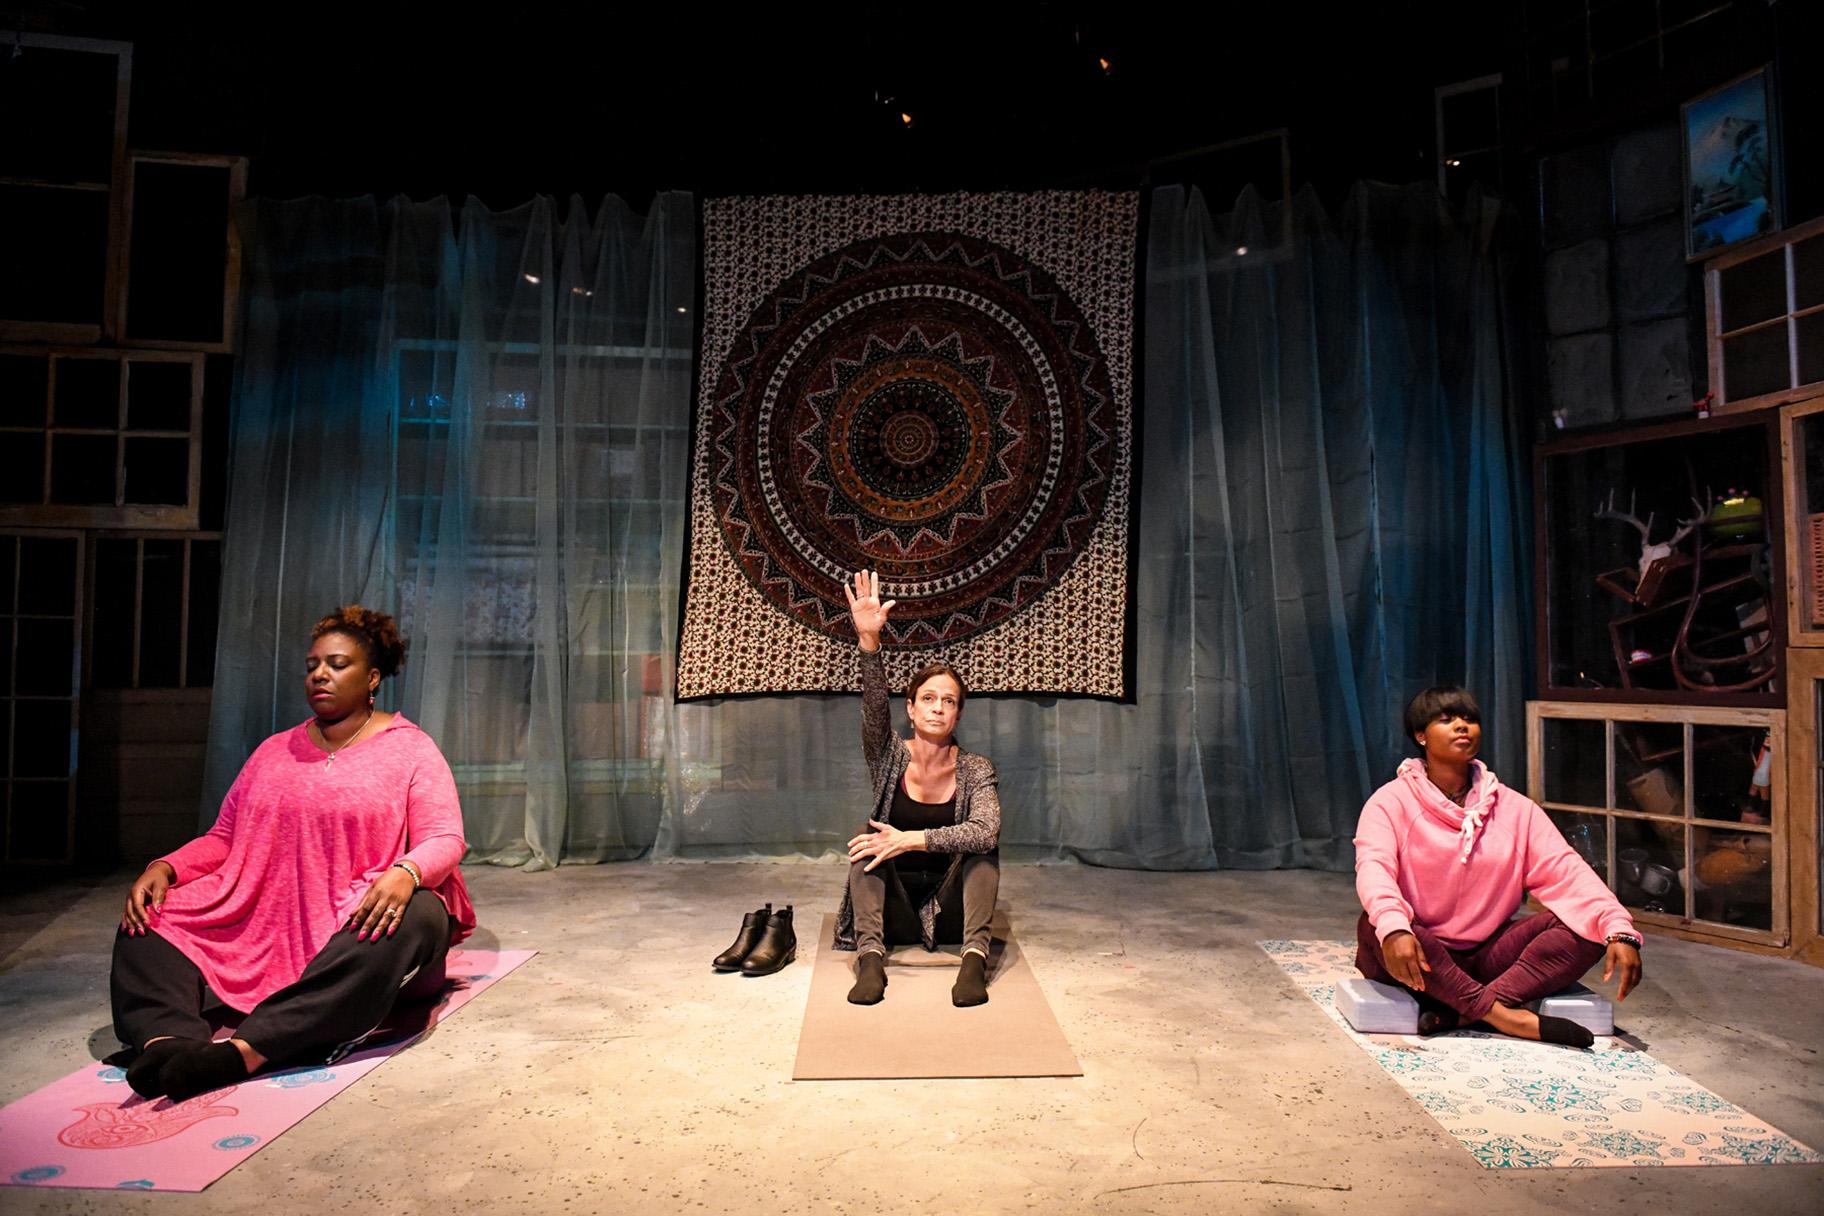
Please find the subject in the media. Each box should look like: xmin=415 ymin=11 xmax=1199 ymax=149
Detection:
xmin=847 ymin=851 xmax=999 ymax=958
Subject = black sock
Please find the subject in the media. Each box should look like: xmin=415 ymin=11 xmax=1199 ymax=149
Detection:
xmin=1417 ymin=1008 xmax=1461 ymax=1035
xmin=161 ymin=1041 xmax=251 ymax=1101
xmin=125 ymin=1037 xmax=205 ymax=1099
xmin=847 ymin=952 xmax=887 ymax=1005
xmin=1536 ymin=1014 xmax=1594 ymax=1049
xmin=952 ymin=952 xmax=989 ymax=1007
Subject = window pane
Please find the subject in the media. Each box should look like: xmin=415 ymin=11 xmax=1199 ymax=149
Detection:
xmin=1617 ymin=722 xmax=1683 ymax=816
xmin=1615 ymin=819 xmax=1684 ymax=917
xmin=1794 ymin=234 xmax=1824 ymax=310
xmin=0 ymin=185 xmax=109 ymax=326
xmin=12 ymin=700 xmax=74 ymax=777
xmin=0 ymin=354 xmax=49 ymax=427
xmin=1547 ymin=809 xmax=1608 ymax=882
xmin=52 ymin=358 xmax=120 ymax=428
xmin=17 ymin=537 xmax=77 ymax=615
xmin=0 ymin=536 xmax=14 ymax=610
xmin=1692 ymin=724 xmax=1770 ymax=822
xmin=138 ymin=539 xmax=184 ymax=688
xmin=1798 ymin=313 xmax=1824 ymax=389
xmin=15 ymin=618 xmax=74 ymax=696
xmin=1718 ymin=250 xmax=1787 ymax=331
xmin=125 ymin=163 xmax=232 ymax=344
xmin=0 ymin=45 xmax=119 ymax=182
xmin=91 ymin=537 xmax=136 ymax=688
xmin=1692 ymin=824 xmax=1772 ymax=930
xmin=49 ymin=434 xmax=115 ymax=504
xmin=0 ymin=436 xmax=44 ymax=504
xmin=1542 ymin=717 xmax=1606 ymax=808
xmin=123 ymin=437 xmax=190 ymax=505
xmin=126 ymin=361 xmax=195 ymax=431
xmin=1721 ymin=323 xmax=1790 ymax=402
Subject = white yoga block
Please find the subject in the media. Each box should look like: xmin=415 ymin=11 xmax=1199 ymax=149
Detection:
xmin=1537 ymin=984 xmax=1614 ymax=1036
xmin=1335 ymin=977 xmax=1420 ymax=1034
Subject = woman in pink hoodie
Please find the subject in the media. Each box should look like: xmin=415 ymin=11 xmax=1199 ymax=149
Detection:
xmin=1353 ymin=686 xmax=1643 ymax=1047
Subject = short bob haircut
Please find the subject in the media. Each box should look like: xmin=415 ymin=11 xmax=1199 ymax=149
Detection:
xmin=1403 ymin=685 xmax=1481 ymax=746
xmin=311 ymin=604 xmax=408 ymax=680
xmin=905 ymin=661 xmax=968 ymax=711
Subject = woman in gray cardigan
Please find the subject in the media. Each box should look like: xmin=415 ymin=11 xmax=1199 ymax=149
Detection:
xmin=834 ymin=569 xmax=1002 ymax=1007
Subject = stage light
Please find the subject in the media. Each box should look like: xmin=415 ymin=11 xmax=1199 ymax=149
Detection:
xmin=900 ymin=111 xmax=914 ymax=129
xmin=570 ymin=286 xmax=593 ymax=297
xmin=1445 ymin=158 xmax=1462 ymax=167
xmin=524 ymin=273 xmax=540 ymax=284
xmin=676 ymin=306 xmax=688 ymax=314
xmin=1098 ymin=56 xmax=1112 ymax=75
xmin=1234 ymin=246 xmax=1248 ymax=256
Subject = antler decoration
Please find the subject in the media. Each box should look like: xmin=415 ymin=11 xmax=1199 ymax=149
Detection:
xmin=1594 ymin=489 xmax=1709 ymax=581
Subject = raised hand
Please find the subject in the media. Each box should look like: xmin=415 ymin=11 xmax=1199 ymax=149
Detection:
xmin=843 ymin=569 xmax=897 ymax=652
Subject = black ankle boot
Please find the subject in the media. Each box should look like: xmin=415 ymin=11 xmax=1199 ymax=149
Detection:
xmin=740 ymin=905 xmax=797 ymax=976
xmin=713 ymin=904 xmax=771 ymax=971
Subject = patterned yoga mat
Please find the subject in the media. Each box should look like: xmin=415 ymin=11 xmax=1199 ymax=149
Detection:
xmin=1261 ymin=939 xmax=1822 ymax=1169
xmin=0 ymin=949 xmax=535 ymax=1192
xmin=677 ymin=191 xmax=1139 ymax=698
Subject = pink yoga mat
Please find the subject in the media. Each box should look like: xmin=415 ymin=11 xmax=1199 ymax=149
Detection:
xmin=0 ymin=948 xmax=535 ymax=1193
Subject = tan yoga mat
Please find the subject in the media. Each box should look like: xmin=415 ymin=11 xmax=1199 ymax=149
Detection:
xmin=792 ymin=912 xmax=1082 ymax=1080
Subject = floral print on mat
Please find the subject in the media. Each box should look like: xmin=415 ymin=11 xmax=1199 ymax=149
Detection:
xmin=1259 ymin=939 xmax=1822 ymax=1169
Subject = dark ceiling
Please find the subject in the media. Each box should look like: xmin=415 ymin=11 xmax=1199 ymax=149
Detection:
xmin=8 ymin=3 xmax=1514 ymax=207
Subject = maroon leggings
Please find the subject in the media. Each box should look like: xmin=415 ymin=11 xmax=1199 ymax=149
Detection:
xmin=1355 ymin=911 xmax=1606 ymax=1023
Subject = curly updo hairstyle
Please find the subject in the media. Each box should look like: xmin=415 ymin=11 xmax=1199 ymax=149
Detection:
xmin=311 ymin=605 xmax=408 ymax=679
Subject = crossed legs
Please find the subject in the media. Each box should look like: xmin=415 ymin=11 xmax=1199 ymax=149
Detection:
xmin=110 ymin=889 xmax=451 ymax=1097
xmin=1355 ymin=911 xmax=1606 ymax=1040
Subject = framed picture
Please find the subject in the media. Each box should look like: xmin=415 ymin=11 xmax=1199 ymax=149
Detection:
xmin=1682 ymin=66 xmax=1781 ymax=261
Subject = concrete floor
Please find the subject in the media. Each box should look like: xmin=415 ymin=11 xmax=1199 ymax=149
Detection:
xmin=2 ymin=862 xmax=1821 ymax=1214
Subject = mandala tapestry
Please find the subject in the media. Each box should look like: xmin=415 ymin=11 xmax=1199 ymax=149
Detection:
xmin=677 ymin=192 xmax=1137 ymax=698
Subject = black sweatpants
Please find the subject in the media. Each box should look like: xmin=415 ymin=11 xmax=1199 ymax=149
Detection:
xmin=110 ymin=888 xmax=452 ymax=1067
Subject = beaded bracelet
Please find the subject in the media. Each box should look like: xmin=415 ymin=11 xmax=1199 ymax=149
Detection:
xmin=391 ymin=860 xmax=422 ymax=890
xmin=1605 ymin=931 xmax=1642 ymax=950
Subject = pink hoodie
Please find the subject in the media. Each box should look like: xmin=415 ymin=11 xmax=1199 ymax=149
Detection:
xmin=1354 ymin=757 xmax=1635 ymax=950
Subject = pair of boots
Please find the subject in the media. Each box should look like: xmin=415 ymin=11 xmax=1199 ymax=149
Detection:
xmin=713 ymin=904 xmax=796 ymax=975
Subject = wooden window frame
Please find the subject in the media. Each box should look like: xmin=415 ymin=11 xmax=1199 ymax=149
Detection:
xmin=0 ymin=346 xmax=203 ymax=529
xmin=117 ymin=151 xmax=248 ymax=353
xmin=1 ymin=528 xmax=85 ymax=865
xmin=0 ymin=32 xmax=132 ymax=346
xmin=1704 ymin=213 xmax=1824 ymax=415
xmin=1529 ymin=699 xmax=1790 ymax=954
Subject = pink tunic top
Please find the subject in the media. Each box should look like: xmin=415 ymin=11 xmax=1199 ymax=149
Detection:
xmin=152 ymin=715 xmax=476 ymax=1010
xmin=1354 ymin=758 xmax=1636 ymax=950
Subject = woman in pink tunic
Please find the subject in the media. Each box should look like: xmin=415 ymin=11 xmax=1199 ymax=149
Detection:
xmin=1353 ymin=686 xmax=1644 ymax=1048
xmin=110 ymin=605 xmax=476 ymax=1100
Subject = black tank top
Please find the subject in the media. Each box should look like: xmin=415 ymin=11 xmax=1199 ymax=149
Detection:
xmin=890 ymin=777 xmax=955 ymax=874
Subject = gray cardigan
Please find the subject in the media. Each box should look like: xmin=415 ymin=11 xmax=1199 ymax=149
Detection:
xmin=832 ymin=647 xmax=1001 ymax=951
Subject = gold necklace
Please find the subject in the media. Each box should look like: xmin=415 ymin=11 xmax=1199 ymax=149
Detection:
xmin=317 ymin=709 xmax=374 ymax=770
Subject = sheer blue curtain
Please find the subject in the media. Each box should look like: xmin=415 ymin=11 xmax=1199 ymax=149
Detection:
xmin=205 ymin=183 xmax=1529 ymax=873
xmin=204 ymin=193 xmax=696 ymax=869
xmin=1143 ymin=182 xmax=1533 ymax=867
